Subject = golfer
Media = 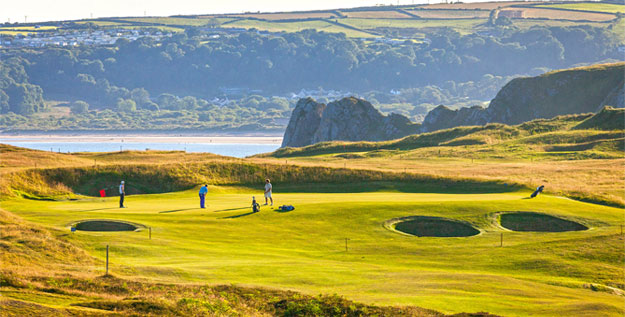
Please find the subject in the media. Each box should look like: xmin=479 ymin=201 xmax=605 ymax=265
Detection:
xmin=119 ymin=181 xmax=125 ymax=208
xmin=199 ymin=184 xmax=208 ymax=208
xmin=252 ymin=196 xmax=260 ymax=213
xmin=264 ymin=179 xmax=273 ymax=206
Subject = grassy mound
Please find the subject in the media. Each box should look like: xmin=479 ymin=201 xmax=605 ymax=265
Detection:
xmin=0 ymin=160 xmax=517 ymax=200
xmin=499 ymin=212 xmax=588 ymax=232
xmin=74 ymin=220 xmax=141 ymax=232
xmin=574 ymin=106 xmax=625 ymax=131
xmin=266 ymin=111 xmax=621 ymax=158
xmin=390 ymin=216 xmax=480 ymax=237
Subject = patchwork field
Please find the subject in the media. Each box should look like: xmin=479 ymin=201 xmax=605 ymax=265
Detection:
xmin=499 ymin=7 xmax=616 ymax=22
xmin=229 ymin=12 xmax=339 ymax=20
xmin=221 ymin=19 xmax=376 ymax=38
xmin=2 ymin=184 xmax=623 ymax=316
xmin=536 ymin=2 xmax=625 ymax=14
xmin=408 ymin=9 xmax=490 ymax=19
xmin=340 ymin=10 xmax=413 ymax=19
xmin=51 ymin=1 xmax=620 ymax=40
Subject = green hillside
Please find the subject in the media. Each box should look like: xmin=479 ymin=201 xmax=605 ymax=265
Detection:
xmin=259 ymin=109 xmax=624 ymax=207
xmin=574 ymin=106 xmax=625 ymax=130
xmin=269 ymin=109 xmax=623 ymax=158
xmin=486 ymin=63 xmax=625 ymax=125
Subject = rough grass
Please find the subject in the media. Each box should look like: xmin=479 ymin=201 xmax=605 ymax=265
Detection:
xmin=1 ymin=160 xmax=517 ymax=200
xmin=574 ymin=106 xmax=625 ymax=131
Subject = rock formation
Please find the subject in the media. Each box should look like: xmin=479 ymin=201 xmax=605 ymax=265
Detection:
xmin=282 ymin=97 xmax=419 ymax=148
xmin=421 ymin=62 xmax=625 ymax=133
xmin=280 ymin=97 xmax=326 ymax=147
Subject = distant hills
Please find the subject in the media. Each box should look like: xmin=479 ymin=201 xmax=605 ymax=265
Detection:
xmin=0 ymin=1 xmax=623 ymax=133
xmin=421 ymin=62 xmax=625 ymax=132
xmin=282 ymin=62 xmax=625 ymax=147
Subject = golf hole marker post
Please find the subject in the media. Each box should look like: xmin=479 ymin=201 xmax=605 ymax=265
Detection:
xmin=106 ymin=244 xmax=109 ymax=275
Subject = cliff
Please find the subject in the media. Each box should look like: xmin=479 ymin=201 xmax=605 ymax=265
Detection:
xmin=281 ymin=98 xmax=326 ymax=147
xmin=282 ymin=97 xmax=420 ymax=147
xmin=422 ymin=62 xmax=625 ymax=132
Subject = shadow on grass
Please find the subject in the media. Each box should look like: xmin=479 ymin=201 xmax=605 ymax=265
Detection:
xmin=274 ymin=208 xmax=293 ymax=213
xmin=76 ymin=207 xmax=120 ymax=212
xmin=220 ymin=211 xmax=256 ymax=219
xmin=159 ymin=208 xmax=197 ymax=214
xmin=271 ymin=181 xmax=522 ymax=194
xmin=213 ymin=206 xmax=248 ymax=212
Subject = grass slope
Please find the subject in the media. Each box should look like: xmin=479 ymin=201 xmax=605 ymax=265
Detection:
xmin=1 ymin=186 xmax=623 ymax=316
xmin=488 ymin=63 xmax=625 ymax=124
xmin=261 ymin=110 xmax=624 ymax=206
xmin=0 ymin=208 xmax=449 ymax=316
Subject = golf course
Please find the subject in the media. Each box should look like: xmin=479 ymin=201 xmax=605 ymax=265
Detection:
xmin=1 ymin=151 xmax=624 ymax=316
xmin=1 ymin=105 xmax=624 ymax=316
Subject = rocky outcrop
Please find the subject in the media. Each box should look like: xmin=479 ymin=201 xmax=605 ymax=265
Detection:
xmin=421 ymin=62 xmax=625 ymax=133
xmin=420 ymin=105 xmax=489 ymax=133
xmin=282 ymin=97 xmax=420 ymax=147
xmin=281 ymin=98 xmax=326 ymax=147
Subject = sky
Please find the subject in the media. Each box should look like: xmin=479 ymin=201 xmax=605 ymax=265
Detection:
xmin=5 ymin=0 xmax=479 ymax=24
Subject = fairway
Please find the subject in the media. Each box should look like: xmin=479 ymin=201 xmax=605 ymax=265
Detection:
xmin=3 ymin=186 xmax=623 ymax=316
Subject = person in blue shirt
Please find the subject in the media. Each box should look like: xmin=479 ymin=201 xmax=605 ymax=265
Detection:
xmin=199 ymin=184 xmax=208 ymax=208
xmin=119 ymin=181 xmax=125 ymax=208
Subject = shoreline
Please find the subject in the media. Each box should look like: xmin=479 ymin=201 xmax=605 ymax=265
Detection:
xmin=0 ymin=134 xmax=283 ymax=145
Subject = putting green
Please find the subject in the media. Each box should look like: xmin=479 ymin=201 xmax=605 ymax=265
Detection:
xmin=2 ymin=187 xmax=623 ymax=316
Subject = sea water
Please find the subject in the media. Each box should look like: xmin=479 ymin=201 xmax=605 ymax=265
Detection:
xmin=1 ymin=139 xmax=281 ymax=158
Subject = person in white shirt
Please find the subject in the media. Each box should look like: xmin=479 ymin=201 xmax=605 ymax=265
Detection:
xmin=119 ymin=181 xmax=126 ymax=208
xmin=264 ymin=179 xmax=273 ymax=206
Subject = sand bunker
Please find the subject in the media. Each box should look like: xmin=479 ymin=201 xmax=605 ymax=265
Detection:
xmin=74 ymin=220 xmax=141 ymax=232
xmin=386 ymin=216 xmax=480 ymax=237
xmin=499 ymin=212 xmax=588 ymax=232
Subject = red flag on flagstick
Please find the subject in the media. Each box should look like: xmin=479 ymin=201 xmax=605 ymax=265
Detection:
xmin=99 ymin=189 xmax=106 ymax=197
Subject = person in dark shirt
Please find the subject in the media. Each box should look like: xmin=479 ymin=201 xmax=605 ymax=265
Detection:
xmin=252 ymin=196 xmax=260 ymax=213
xmin=530 ymin=185 xmax=545 ymax=198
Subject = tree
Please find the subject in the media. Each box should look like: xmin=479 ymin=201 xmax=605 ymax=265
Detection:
xmin=5 ymin=83 xmax=45 ymax=115
xmin=157 ymin=93 xmax=180 ymax=110
xmin=0 ymin=90 xmax=9 ymax=113
xmin=116 ymin=98 xmax=136 ymax=112
xmin=130 ymin=87 xmax=151 ymax=107
xmin=71 ymin=100 xmax=89 ymax=114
